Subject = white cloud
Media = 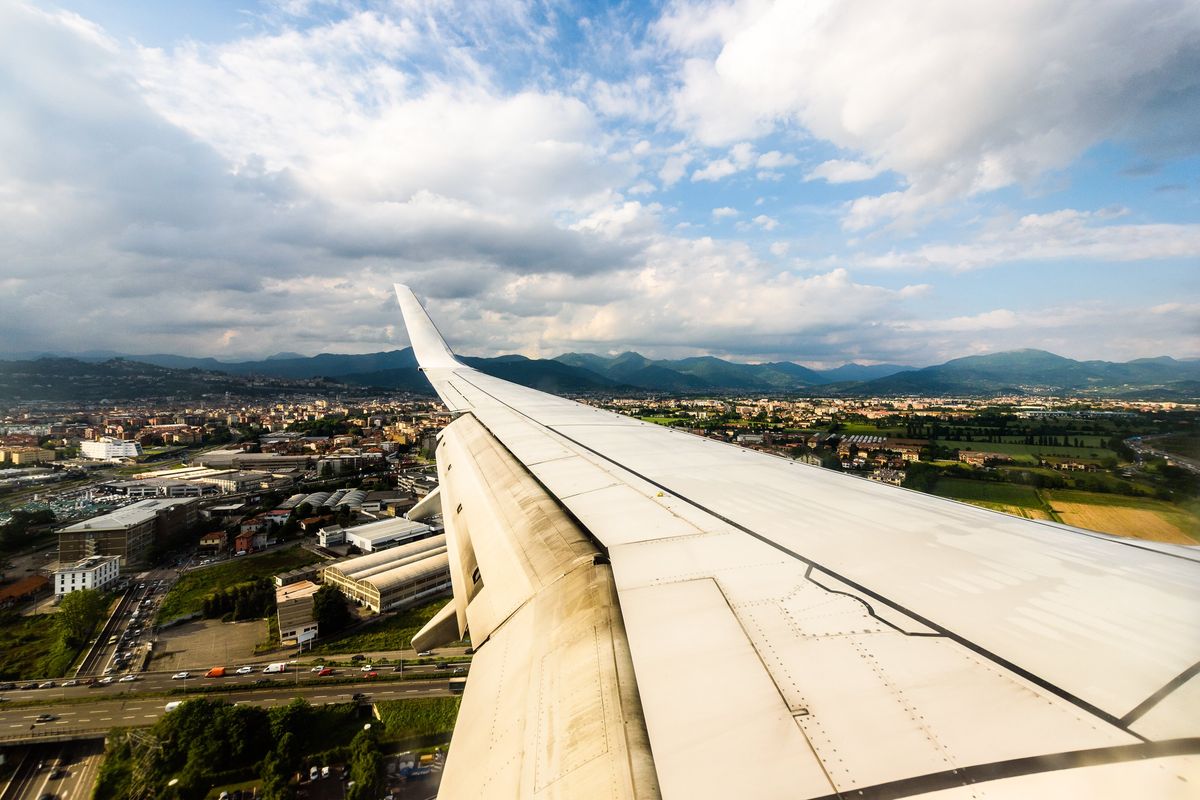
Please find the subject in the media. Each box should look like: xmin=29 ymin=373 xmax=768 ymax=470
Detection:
xmin=712 ymin=206 xmax=739 ymax=219
xmin=692 ymin=140 xmax=757 ymax=181
xmin=756 ymin=150 xmax=799 ymax=169
xmin=627 ymin=180 xmax=656 ymax=195
xmin=769 ymin=241 xmax=790 ymax=257
xmin=859 ymin=208 xmax=1200 ymax=270
xmin=753 ymin=214 xmax=778 ymax=230
xmin=659 ymin=152 xmax=693 ymax=186
xmin=662 ymin=0 xmax=1200 ymax=228
xmin=805 ymin=158 xmax=881 ymax=184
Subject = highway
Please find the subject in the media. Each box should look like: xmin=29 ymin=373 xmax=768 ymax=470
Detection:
xmin=0 ymin=677 xmax=454 ymax=744
xmin=1 ymin=739 xmax=104 ymax=800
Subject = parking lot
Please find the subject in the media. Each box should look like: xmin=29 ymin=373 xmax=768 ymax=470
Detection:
xmin=152 ymin=618 xmax=263 ymax=671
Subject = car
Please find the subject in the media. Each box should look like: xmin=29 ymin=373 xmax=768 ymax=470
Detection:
xmin=61 ymin=680 xmax=78 ymax=687
xmin=38 ymin=681 xmax=56 ymax=688
xmin=252 ymin=678 xmax=275 ymax=686
xmin=310 ymin=665 xmax=325 ymax=673
xmin=171 ymin=672 xmax=190 ymax=680
xmin=317 ymin=668 xmax=334 ymax=677
xmin=103 ymin=666 xmax=114 ymax=675
xmin=34 ymin=713 xmax=56 ymax=722
xmin=0 ymin=682 xmax=16 ymax=690
xmin=97 ymin=676 xmax=115 ymax=685
xmin=435 ymin=662 xmax=449 ymax=671
xmin=322 ymin=766 xmax=331 ymax=779
xmin=236 ymin=666 xmax=254 ymax=674
xmin=118 ymin=674 xmax=137 ymax=682
xmin=350 ymin=654 xmax=366 ymax=662
xmin=310 ymin=766 xmax=319 ymax=781
xmin=351 ymin=692 xmax=367 ymax=700
xmin=50 ymin=769 xmax=66 ymax=779
xmin=417 ymin=650 xmax=433 ymax=657
xmin=20 ymin=682 xmax=37 ymax=690
xmin=360 ymin=664 xmax=374 ymax=672
xmin=392 ymin=664 xmax=405 ymax=672
xmin=364 ymin=671 xmax=378 ymax=678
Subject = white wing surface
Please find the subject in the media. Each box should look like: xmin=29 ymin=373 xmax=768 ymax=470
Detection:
xmin=394 ymin=285 xmax=1200 ymax=800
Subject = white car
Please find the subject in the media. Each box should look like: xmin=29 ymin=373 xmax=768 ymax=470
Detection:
xmin=171 ymin=672 xmax=190 ymax=680
xmin=360 ymin=664 xmax=374 ymax=672
xmin=98 ymin=676 xmax=115 ymax=685
xmin=61 ymin=679 xmax=78 ymax=687
xmin=310 ymin=665 xmax=325 ymax=673
xmin=118 ymin=674 xmax=137 ymax=682
xmin=236 ymin=666 xmax=254 ymax=675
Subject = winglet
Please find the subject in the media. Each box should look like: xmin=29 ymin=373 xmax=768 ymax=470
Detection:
xmin=394 ymin=284 xmax=463 ymax=371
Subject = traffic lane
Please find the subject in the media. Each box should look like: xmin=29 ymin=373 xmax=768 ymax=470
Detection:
xmin=0 ymin=681 xmax=453 ymax=737
xmin=32 ymin=739 xmax=105 ymax=800
xmin=7 ymin=742 xmax=69 ymax=800
xmin=5 ymin=660 xmax=469 ymax=701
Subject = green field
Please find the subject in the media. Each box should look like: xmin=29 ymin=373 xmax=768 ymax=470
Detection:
xmin=374 ymin=697 xmax=462 ymax=744
xmin=838 ymin=423 xmax=905 ymax=436
xmin=308 ymin=598 xmax=460 ymax=655
xmin=0 ymin=613 xmax=68 ymax=679
xmin=157 ymin=548 xmax=324 ymax=623
xmin=941 ymin=440 xmax=1116 ymax=465
xmin=932 ymin=478 xmax=1045 ymax=508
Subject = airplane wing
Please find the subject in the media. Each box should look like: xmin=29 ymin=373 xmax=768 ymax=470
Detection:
xmin=394 ymin=284 xmax=1200 ymax=799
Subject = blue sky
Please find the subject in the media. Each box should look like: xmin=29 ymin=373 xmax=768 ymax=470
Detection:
xmin=1 ymin=0 xmax=1197 ymax=367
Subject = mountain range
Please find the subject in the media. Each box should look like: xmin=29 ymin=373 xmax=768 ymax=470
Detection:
xmin=2 ymin=348 xmax=1198 ymax=401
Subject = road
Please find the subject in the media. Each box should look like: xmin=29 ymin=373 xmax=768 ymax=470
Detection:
xmin=1127 ymin=434 xmax=1200 ymax=475
xmin=0 ymin=677 xmax=453 ymax=744
xmin=1 ymin=739 xmax=104 ymax=800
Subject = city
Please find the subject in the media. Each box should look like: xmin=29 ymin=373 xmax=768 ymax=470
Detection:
xmin=3 ymin=0 xmax=1198 ymax=797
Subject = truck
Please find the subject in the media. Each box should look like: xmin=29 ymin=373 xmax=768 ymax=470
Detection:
xmin=448 ymin=676 xmax=467 ymax=694
xmin=263 ymin=662 xmax=287 ymax=674
xmin=205 ymin=666 xmax=226 ymax=678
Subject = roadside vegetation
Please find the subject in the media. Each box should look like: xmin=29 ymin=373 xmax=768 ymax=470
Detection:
xmin=308 ymin=598 xmax=461 ymax=655
xmin=95 ymin=696 xmax=452 ymax=800
xmin=157 ymin=548 xmax=323 ymax=623
xmin=0 ymin=588 xmax=110 ymax=679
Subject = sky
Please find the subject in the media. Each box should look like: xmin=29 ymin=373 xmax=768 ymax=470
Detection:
xmin=1 ymin=0 xmax=1198 ymax=368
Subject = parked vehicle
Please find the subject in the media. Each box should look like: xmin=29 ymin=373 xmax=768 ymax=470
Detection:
xmin=309 ymin=766 xmax=319 ymax=781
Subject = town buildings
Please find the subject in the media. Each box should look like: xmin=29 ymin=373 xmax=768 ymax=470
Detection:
xmin=57 ymin=497 xmax=198 ymax=568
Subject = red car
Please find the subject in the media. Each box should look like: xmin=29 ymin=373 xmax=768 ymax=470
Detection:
xmin=317 ymin=668 xmax=334 ymax=677
xmin=364 ymin=671 xmax=378 ymax=678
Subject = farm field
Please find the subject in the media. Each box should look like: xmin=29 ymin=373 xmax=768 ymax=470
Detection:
xmin=1043 ymin=489 xmax=1200 ymax=545
xmin=941 ymin=440 xmax=1116 ymax=464
xmin=932 ymin=478 xmax=1044 ymax=508
xmin=158 ymin=547 xmax=324 ymax=623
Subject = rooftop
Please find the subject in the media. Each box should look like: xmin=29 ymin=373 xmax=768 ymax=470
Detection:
xmin=59 ymin=497 xmax=198 ymax=532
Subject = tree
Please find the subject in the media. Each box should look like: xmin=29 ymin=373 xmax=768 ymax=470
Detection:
xmin=56 ymin=589 xmax=109 ymax=648
xmin=346 ymin=728 xmax=384 ymax=800
xmin=312 ymin=586 xmax=352 ymax=635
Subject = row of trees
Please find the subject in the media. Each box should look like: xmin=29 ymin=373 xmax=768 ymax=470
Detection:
xmin=95 ymin=698 xmax=385 ymax=800
xmin=201 ymin=578 xmax=275 ymax=621
xmin=0 ymin=508 xmax=55 ymax=551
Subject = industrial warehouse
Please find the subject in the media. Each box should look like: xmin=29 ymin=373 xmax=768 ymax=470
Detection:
xmin=319 ymin=534 xmax=450 ymax=612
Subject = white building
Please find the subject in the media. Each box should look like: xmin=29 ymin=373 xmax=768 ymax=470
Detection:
xmin=80 ymin=438 xmax=143 ymax=460
xmin=276 ymin=580 xmax=320 ymax=645
xmin=344 ymin=517 xmax=437 ymax=553
xmin=54 ymin=555 xmax=120 ymax=596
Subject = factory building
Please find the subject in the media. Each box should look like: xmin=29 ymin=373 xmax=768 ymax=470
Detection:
xmin=320 ymin=535 xmax=450 ymax=613
xmin=344 ymin=517 xmax=437 ymax=553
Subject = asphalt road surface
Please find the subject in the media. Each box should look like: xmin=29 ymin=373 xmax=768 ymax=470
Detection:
xmin=0 ymin=678 xmax=453 ymax=742
xmin=3 ymin=739 xmax=105 ymax=800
